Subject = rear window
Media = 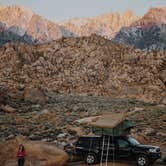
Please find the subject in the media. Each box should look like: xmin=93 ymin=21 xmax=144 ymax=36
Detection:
xmin=77 ymin=137 xmax=100 ymax=148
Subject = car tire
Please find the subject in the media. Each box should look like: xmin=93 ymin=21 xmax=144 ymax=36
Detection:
xmin=149 ymin=160 xmax=155 ymax=164
xmin=85 ymin=153 xmax=98 ymax=165
xmin=136 ymin=154 xmax=150 ymax=166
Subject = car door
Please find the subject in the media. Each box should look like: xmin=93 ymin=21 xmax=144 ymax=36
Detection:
xmin=116 ymin=138 xmax=132 ymax=159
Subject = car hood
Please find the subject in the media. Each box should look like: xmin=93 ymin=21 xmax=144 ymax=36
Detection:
xmin=135 ymin=144 xmax=159 ymax=150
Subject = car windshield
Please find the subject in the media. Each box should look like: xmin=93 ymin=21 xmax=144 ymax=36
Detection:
xmin=127 ymin=137 xmax=140 ymax=145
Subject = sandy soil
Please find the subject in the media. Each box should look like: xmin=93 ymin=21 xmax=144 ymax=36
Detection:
xmin=0 ymin=137 xmax=69 ymax=166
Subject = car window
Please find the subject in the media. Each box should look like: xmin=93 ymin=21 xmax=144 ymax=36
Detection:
xmin=127 ymin=137 xmax=140 ymax=145
xmin=78 ymin=137 xmax=100 ymax=147
xmin=117 ymin=139 xmax=129 ymax=148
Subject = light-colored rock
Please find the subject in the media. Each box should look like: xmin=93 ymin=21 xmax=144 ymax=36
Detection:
xmin=1 ymin=105 xmax=16 ymax=113
xmin=160 ymin=96 xmax=166 ymax=105
xmin=67 ymin=126 xmax=84 ymax=136
xmin=144 ymin=128 xmax=156 ymax=136
xmin=57 ymin=133 xmax=67 ymax=139
xmin=23 ymin=87 xmax=48 ymax=104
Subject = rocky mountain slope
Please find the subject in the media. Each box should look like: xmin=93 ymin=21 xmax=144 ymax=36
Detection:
xmin=131 ymin=7 xmax=166 ymax=28
xmin=0 ymin=6 xmax=74 ymax=45
xmin=0 ymin=22 xmax=36 ymax=45
xmin=0 ymin=35 xmax=166 ymax=104
xmin=113 ymin=7 xmax=166 ymax=51
xmin=60 ymin=10 xmax=139 ymax=39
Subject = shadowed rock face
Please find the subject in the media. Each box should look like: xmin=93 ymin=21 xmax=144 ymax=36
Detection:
xmin=113 ymin=24 xmax=166 ymax=51
xmin=0 ymin=6 xmax=75 ymax=45
xmin=113 ymin=7 xmax=166 ymax=51
xmin=0 ymin=86 xmax=9 ymax=106
xmin=0 ymin=35 xmax=166 ymax=103
xmin=0 ymin=23 xmax=37 ymax=46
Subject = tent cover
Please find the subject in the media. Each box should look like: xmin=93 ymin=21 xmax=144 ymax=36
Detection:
xmin=90 ymin=113 xmax=134 ymax=136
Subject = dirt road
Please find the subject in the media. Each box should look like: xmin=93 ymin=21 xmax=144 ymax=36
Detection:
xmin=68 ymin=161 xmax=164 ymax=166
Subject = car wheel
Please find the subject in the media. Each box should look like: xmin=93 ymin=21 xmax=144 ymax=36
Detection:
xmin=85 ymin=153 xmax=98 ymax=165
xmin=136 ymin=154 xmax=149 ymax=166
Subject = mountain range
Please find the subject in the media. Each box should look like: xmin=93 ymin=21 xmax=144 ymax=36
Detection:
xmin=0 ymin=6 xmax=165 ymax=51
xmin=0 ymin=6 xmax=75 ymax=44
xmin=60 ymin=10 xmax=139 ymax=39
xmin=0 ymin=6 xmax=164 ymax=50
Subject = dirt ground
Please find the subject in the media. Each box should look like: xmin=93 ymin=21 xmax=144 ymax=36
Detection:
xmin=68 ymin=161 xmax=164 ymax=166
xmin=0 ymin=138 xmax=69 ymax=166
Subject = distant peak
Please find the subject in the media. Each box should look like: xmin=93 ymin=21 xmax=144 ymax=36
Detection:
xmin=123 ymin=10 xmax=135 ymax=17
xmin=1 ymin=5 xmax=32 ymax=11
xmin=93 ymin=10 xmax=138 ymax=21
xmin=144 ymin=7 xmax=166 ymax=17
xmin=0 ymin=5 xmax=34 ymax=15
xmin=148 ymin=7 xmax=166 ymax=12
xmin=131 ymin=7 xmax=166 ymax=28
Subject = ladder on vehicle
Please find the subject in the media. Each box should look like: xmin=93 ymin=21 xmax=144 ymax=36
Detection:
xmin=99 ymin=134 xmax=115 ymax=166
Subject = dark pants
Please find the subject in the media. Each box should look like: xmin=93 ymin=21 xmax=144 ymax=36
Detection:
xmin=18 ymin=158 xmax=25 ymax=166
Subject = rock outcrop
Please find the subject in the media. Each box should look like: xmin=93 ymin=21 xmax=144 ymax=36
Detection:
xmin=0 ymin=35 xmax=166 ymax=103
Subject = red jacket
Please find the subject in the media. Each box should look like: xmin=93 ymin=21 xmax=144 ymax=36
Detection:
xmin=17 ymin=150 xmax=26 ymax=158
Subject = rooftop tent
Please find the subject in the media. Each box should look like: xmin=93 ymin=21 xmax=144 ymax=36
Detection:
xmin=76 ymin=112 xmax=135 ymax=136
xmin=90 ymin=113 xmax=134 ymax=136
xmin=92 ymin=119 xmax=134 ymax=136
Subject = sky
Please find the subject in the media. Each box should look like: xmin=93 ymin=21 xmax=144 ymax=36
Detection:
xmin=0 ymin=0 xmax=166 ymax=22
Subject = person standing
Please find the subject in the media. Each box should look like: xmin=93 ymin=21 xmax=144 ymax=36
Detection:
xmin=17 ymin=144 xmax=26 ymax=166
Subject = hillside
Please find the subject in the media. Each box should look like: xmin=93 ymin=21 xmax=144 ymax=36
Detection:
xmin=0 ymin=35 xmax=166 ymax=104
